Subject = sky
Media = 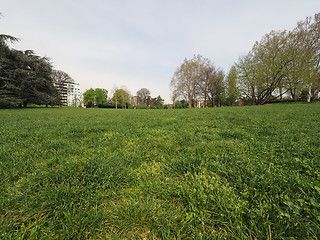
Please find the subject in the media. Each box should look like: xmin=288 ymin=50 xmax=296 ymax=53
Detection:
xmin=1 ymin=0 xmax=319 ymax=103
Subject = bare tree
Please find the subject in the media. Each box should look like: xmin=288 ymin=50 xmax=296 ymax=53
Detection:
xmin=51 ymin=70 xmax=73 ymax=83
xmin=170 ymin=54 xmax=224 ymax=108
xmin=197 ymin=57 xmax=224 ymax=107
xmin=136 ymin=88 xmax=151 ymax=105
xmin=51 ymin=70 xmax=74 ymax=105
xmin=170 ymin=55 xmax=202 ymax=108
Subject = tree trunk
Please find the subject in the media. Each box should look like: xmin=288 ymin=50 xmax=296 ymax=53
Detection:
xmin=211 ymin=98 xmax=215 ymax=107
xmin=311 ymin=89 xmax=319 ymax=101
xmin=291 ymin=88 xmax=297 ymax=101
xmin=204 ymin=93 xmax=207 ymax=108
xmin=307 ymin=85 xmax=312 ymax=103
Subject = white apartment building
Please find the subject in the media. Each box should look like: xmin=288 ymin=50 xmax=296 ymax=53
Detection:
xmin=67 ymin=82 xmax=82 ymax=107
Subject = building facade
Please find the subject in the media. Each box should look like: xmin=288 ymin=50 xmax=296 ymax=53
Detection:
xmin=67 ymin=82 xmax=81 ymax=107
xmin=53 ymin=80 xmax=82 ymax=107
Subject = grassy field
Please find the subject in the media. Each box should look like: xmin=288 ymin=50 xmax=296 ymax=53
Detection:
xmin=0 ymin=102 xmax=320 ymax=239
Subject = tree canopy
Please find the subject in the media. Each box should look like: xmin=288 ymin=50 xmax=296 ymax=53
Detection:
xmin=170 ymin=55 xmax=225 ymax=108
xmin=0 ymin=35 xmax=57 ymax=108
xmin=83 ymin=88 xmax=108 ymax=107
xmin=112 ymin=89 xmax=130 ymax=109
xmin=236 ymin=13 xmax=320 ymax=104
xmin=136 ymin=88 xmax=151 ymax=105
xmin=152 ymin=95 xmax=164 ymax=107
xmin=169 ymin=12 xmax=320 ymax=107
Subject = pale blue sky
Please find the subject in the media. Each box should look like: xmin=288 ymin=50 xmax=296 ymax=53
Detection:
xmin=1 ymin=0 xmax=319 ymax=103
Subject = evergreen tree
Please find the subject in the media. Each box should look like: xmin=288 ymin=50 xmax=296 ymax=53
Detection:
xmin=0 ymin=32 xmax=57 ymax=107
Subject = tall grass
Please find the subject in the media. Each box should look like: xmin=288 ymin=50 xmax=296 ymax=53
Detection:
xmin=0 ymin=102 xmax=319 ymax=239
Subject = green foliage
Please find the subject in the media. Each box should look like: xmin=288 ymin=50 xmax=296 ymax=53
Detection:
xmin=0 ymin=102 xmax=320 ymax=238
xmin=225 ymin=65 xmax=239 ymax=106
xmin=95 ymin=88 xmax=108 ymax=106
xmin=112 ymin=88 xmax=130 ymax=109
xmin=0 ymin=34 xmax=57 ymax=108
xmin=152 ymin=95 xmax=164 ymax=107
xmin=130 ymin=105 xmax=149 ymax=109
xmin=174 ymin=100 xmax=183 ymax=108
xmin=236 ymin=13 xmax=320 ymax=104
xmin=83 ymin=88 xmax=108 ymax=107
xmin=83 ymin=88 xmax=95 ymax=107
xmin=174 ymin=100 xmax=188 ymax=109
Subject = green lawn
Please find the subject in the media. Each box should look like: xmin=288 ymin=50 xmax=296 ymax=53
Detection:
xmin=0 ymin=103 xmax=319 ymax=239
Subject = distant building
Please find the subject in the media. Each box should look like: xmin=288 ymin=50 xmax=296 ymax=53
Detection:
xmin=167 ymin=104 xmax=174 ymax=109
xmin=53 ymin=80 xmax=68 ymax=105
xmin=67 ymin=82 xmax=81 ymax=107
xmin=53 ymin=79 xmax=82 ymax=107
xmin=195 ymin=99 xmax=205 ymax=108
xmin=130 ymin=96 xmax=140 ymax=106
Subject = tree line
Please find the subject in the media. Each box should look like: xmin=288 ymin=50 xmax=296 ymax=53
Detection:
xmin=171 ymin=12 xmax=320 ymax=107
xmin=2 ymin=12 xmax=319 ymax=109
xmin=83 ymin=87 xmax=165 ymax=109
